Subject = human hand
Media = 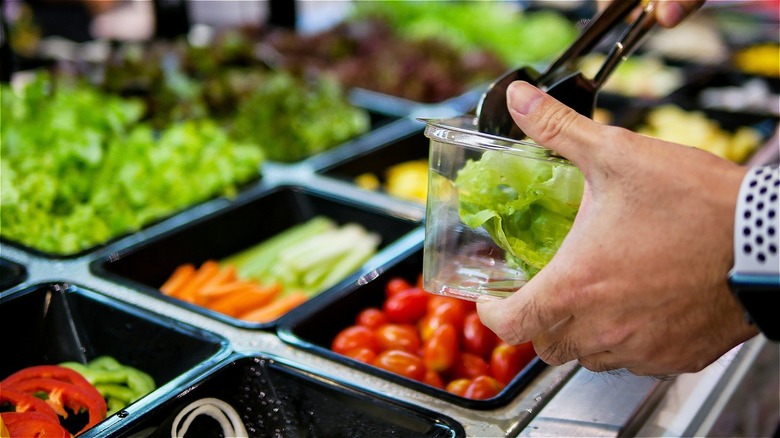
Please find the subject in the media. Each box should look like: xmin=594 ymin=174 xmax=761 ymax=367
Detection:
xmin=595 ymin=0 xmax=706 ymax=28
xmin=476 ymin=81 xmax=760 ymax=377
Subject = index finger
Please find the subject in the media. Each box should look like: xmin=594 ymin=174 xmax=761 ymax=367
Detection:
xmin=476 ymin=260 xmax=575 ymax=345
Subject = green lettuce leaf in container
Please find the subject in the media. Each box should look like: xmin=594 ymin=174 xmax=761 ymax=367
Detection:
xmin=455 ymin=150 xmax=584 ymax=278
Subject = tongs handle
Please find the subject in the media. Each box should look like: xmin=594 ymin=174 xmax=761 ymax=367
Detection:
xmin=592 ymin=2 xmax=657 ymax=89
xmin=540 ymin=0 xmax=642 ymax=85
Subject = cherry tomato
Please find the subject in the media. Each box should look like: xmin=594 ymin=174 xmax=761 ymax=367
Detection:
xmin=445 ymin=378 xmax=471 ymax=397
xmin=372 ymin=350 xmax=426 ymax=381
xmin=375 ymin=324 xmax=421 ymax=353
xmin=385 ymin=277 xmax=414 ymax=298
xmin=417 ymin=313 xmax=448 ymax=342
xmin=355 ymin=307 xmax=387 ymax=330
xmin=422 ymin=323 xmax=458 ymax=372
xmin=383 ymin=287 xmax=429 ymax=324
xmin=462 ymin=312 xmax=498 ymax=359
xmin=464 ymin=375 xmax=504 ymax=400
xmin=332 ymin=325 xmax=379 ymax=355
xmin=423 ymin=369 xmax=444 ymax=389
xmin=427 ymin=297 xmax=467 ymax=332
xmin=449 ymin=352 xmax=490 ymax=380
xmin=344 ymin=347 xmax=377 ymax=364
xmin=490 ymin=342 xmax=536 ymax=385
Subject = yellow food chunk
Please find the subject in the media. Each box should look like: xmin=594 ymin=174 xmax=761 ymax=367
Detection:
xmin=635 ymin=105 xmax=762 ymax=163
xmin=734 ymin=43 xmax=780 ymax=77
xmin=355 ymin=173 xmax=381 ymax=191
xmin=385 ymin=159 xmax=429 ymax=203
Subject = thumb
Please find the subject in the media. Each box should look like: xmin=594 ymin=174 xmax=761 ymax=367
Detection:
xmin=506 ymin=81 xmax=606 ymax=170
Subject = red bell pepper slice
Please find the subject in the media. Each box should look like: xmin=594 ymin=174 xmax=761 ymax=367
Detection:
xmin=5 ymin=378 xmax=107 ymax=436
xmin=0 ymin=386 xmax=59 ymax=422
xmin=2 ymin=364 xmax=94 ymax=392
xmin=0 ymin=411 xmax=70 ymax=438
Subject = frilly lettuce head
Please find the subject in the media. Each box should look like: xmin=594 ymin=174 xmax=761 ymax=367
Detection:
xmin=455 ymin=150 xmax=584 ymax=278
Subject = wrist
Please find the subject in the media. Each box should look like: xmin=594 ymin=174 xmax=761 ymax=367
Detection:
xmin=728 ymin=165 xmax=780 ymax=341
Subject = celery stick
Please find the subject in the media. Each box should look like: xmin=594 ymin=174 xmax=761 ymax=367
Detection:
xmin=308 ymin=231 xmax=381 ymax=293
xmin=222 ymin=216 xmax=334 ymax=278
xmin=278 ymin=230 xmax=342 ymax=266
xmin=290 ymin=224 xmax=368 ymax=272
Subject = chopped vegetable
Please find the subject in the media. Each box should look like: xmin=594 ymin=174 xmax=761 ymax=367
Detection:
xmin=0 ymin=412 xmax=70 ymax=438
xmin=733 ymin=42 xmax=780 ymax=77
xmin=635 ymin=104 xmax=763 ymax=163
xmin=223 ymin=217 xmax=381 ymax=296
xmin=352 ymin=2 xmax=578 ymax=66
xmin=231 ymin=72 xmax=370 ymax=162
xmin=1 ymin=378 xmax=106 ymax=435
xmin=171 ymin=397 xmax=248 ymax=438
xmin=238 ymin=292 xmax=308 ymax=323
xmin=60 ymin=356 xmax=156 ymax=415
xmin=455 ymin=151 xmax=584 ymax=278
xmin=0 ymin=74 xmax=264 ymax=255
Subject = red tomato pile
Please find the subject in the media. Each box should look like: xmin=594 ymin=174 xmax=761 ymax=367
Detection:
xmin=331 ymin=275 xmax=537 ymax=400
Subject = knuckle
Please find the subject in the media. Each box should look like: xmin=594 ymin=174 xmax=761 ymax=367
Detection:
xmin=530 ymin=104 xmax=574 ymax=146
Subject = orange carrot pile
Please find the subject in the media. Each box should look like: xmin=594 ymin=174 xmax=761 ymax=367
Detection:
xmin=159 ymin=260 xmax=306 ymax=323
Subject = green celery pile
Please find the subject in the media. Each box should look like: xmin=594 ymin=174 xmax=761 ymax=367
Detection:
xmin=1 ymin=74 xmax=264 ymax=255
xmin=455 ymin=151 xmax=584 ymax=278
xmin=221 ymin=216 xmax=380 ymax=296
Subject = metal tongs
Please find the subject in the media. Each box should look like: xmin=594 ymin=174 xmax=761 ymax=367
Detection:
xmin=477 ymin=0 xmax=658 ymax=140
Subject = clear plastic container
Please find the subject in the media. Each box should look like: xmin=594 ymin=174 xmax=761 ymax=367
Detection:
xmin=423 ymin=117 xmax=584 ymax=301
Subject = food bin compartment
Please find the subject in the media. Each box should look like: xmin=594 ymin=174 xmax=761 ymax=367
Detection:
xmin=0 ymin=283 xmax=230 ymax=436
xmin=313 ymin=123 xmax=430 ymax=204
xmin=666 ymin=68 xmax=780 ymax=116
xmin=0 ymin=257 xmax=27 ymax=292
xmin=277 ymin=245 xmax=547 ymax=410
xmin=618 ymin=102 xmax=779 ymax=164
xmin=101 ymin=353 xmax=465 ymax=437
xmin=91 ymin=185 xmax=423 ymax=330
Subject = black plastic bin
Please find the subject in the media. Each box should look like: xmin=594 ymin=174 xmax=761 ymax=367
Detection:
xmin=277 ymin=244 xmax=547 ymax=410
xmin=91 ymin=185 xmax=423 ymax=330
xmin=0 ymin=282 xmax=230 ymax=436
xmin=0 ymin=257 xmax=27 ymax=291
xmin=102 ymin=353 xmax=465 ymax=437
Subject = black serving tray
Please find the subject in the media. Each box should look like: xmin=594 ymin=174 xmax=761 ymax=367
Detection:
xmin=667 ymin=68 xmax=780 ymax=117
xmin=91 ymin=184 xmax=423 ymax=330
xmin=277 ymin=244 xmax=547 ymax=410
xmin=99 ymin=353 xmax=465 ymax=438
xmin=0 ymin=257 xmax=27 ymax=292
xmin=0 ymin=283 xmax=230 ymax=436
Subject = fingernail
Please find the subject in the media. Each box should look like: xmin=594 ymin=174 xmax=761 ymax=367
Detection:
xmin=658 ymin=2 xmax=684 ymax=27
xmin=507 ymin=81 xmax=543 ymax=116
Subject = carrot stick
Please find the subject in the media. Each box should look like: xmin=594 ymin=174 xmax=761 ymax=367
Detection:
xmin=176 ymin=260 xmax=221 ymax=303
xmin=198 ymin=280 xmax=259 ymax=300
xmin=208 ymin=283 xmax=282 ymax=317
xmin=238 ymin=292 xmax=308 ymax=323
xmin=160 ymin=264 xmax=196 ymax=297
xmin=193 ymin=265 xmax=237 ymax=302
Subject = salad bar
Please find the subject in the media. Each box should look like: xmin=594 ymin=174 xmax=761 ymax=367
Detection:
xmin=1 ymin=1 xmax=779 ymax=437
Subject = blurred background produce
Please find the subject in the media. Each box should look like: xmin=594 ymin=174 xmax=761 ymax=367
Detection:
xmin=0 ymin=1 xmax=778 ymax=435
